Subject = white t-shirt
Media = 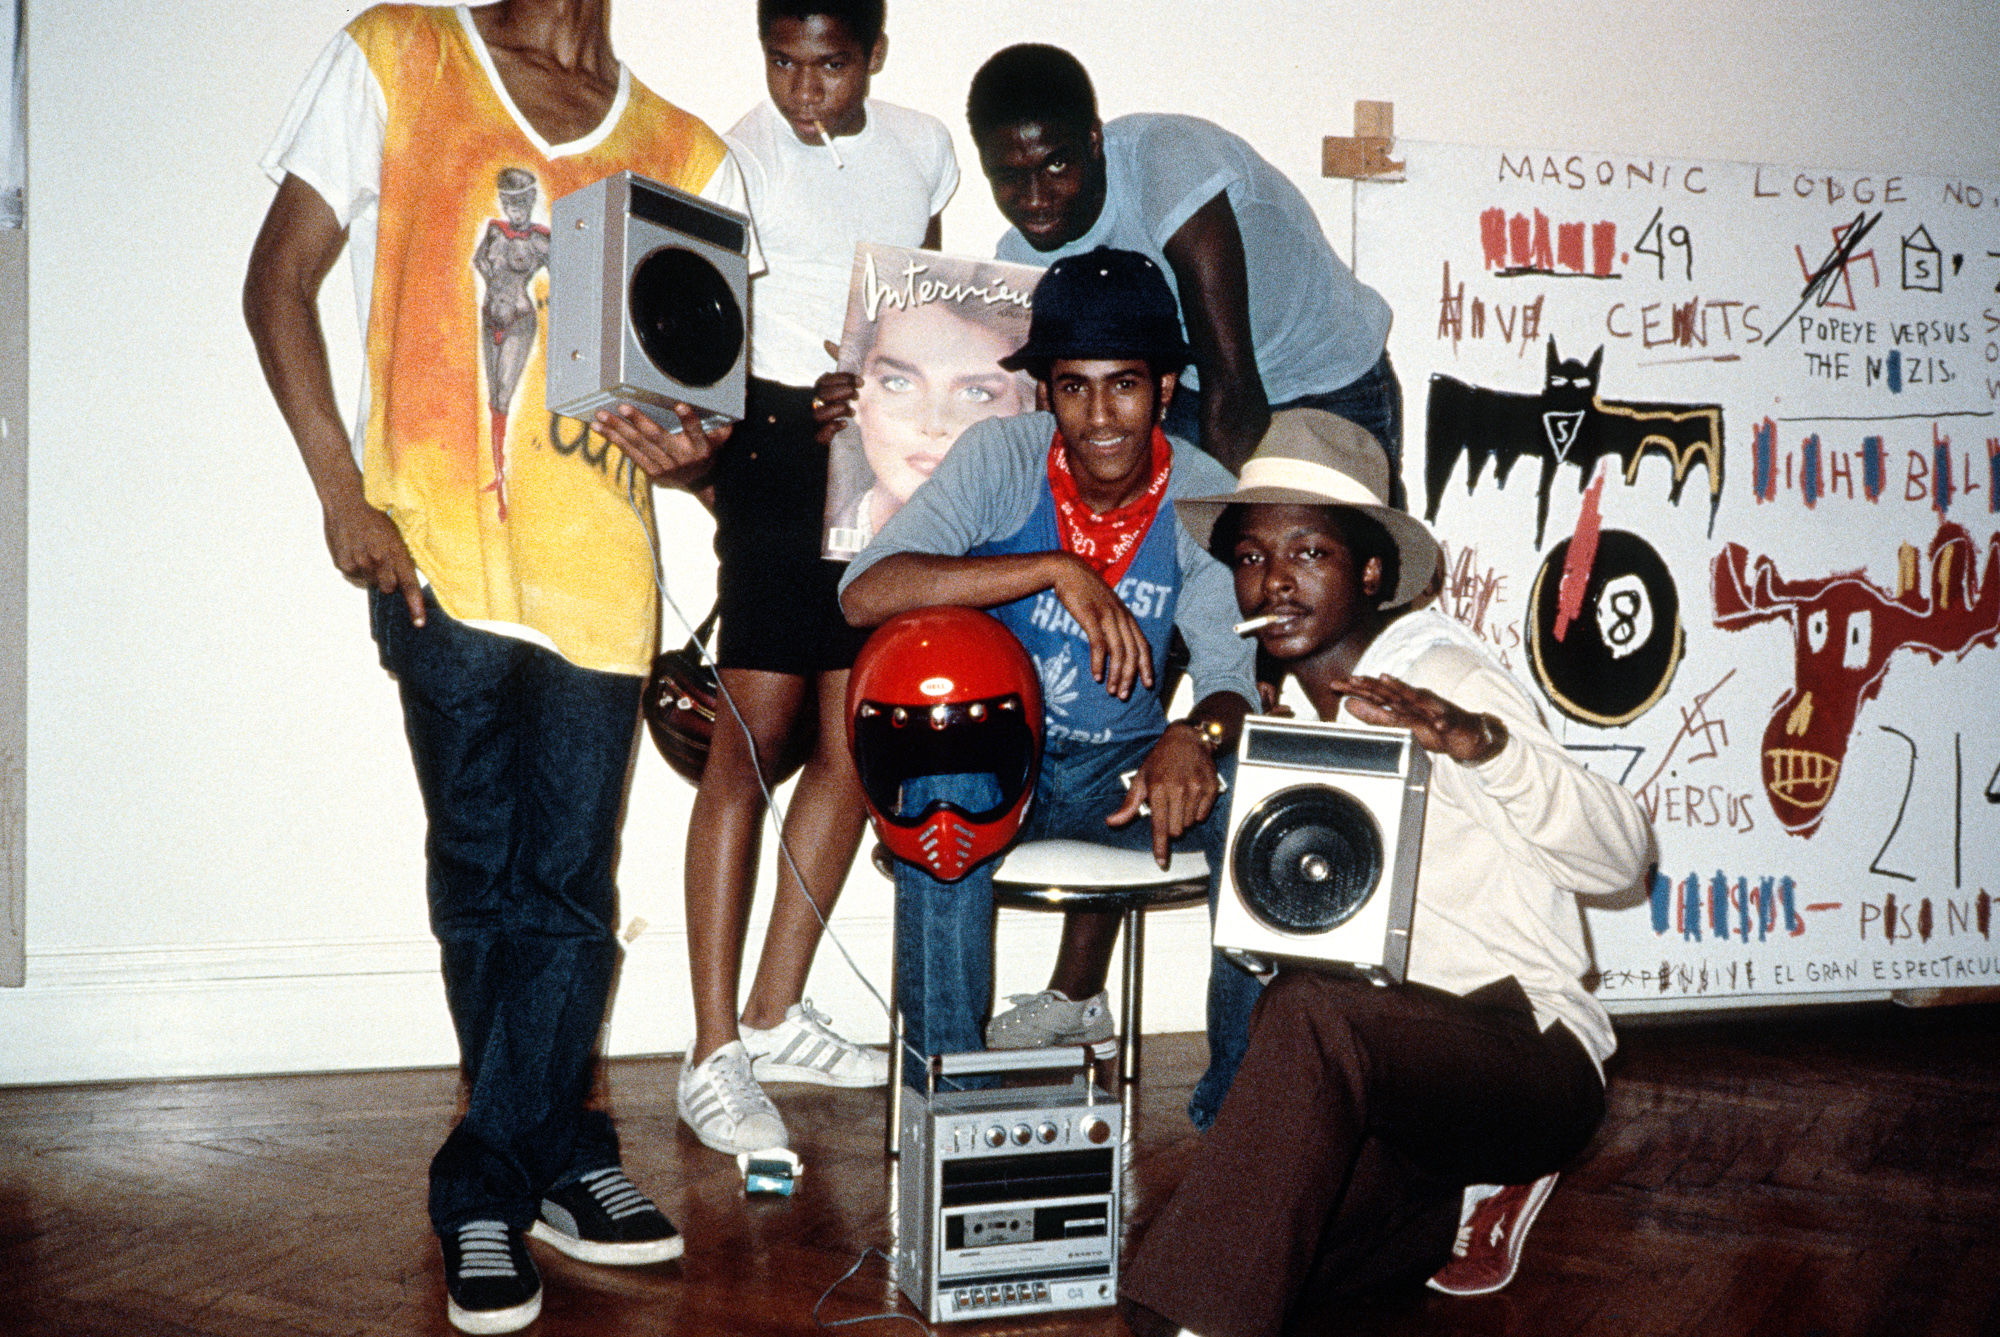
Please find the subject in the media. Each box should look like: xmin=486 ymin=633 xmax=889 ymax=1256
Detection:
xmin=727 ymin=97 xmax=957 ymax=387
xmin=997 ymin=112 xmax=1391 ymax=401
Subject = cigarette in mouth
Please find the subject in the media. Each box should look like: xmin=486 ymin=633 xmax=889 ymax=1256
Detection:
xmin=1234 ymin=614 xmax=1281 ymax=635
xmin=813 ymin=120 xmax=845 ymax=169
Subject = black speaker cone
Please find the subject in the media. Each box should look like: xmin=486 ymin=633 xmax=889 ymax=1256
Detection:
xmin=1232 ymin=785 xmax=1383 ymax=933
xmin=628 ymin=245 xmax=743 ymax=388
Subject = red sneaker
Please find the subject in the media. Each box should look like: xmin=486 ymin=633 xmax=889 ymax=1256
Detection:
xmin=1426 ymin=1172 xmax=1560 ymax=1296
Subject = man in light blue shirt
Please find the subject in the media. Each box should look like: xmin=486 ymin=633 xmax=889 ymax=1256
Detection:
xmin=970 ymin=43 xmax=1401 ymax=495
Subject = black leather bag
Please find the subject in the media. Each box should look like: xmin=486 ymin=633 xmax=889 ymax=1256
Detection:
xmin=642 ymin=604 xmax=814 ymax=786
xmin=643 ymin=604 xmax=722 ymax=785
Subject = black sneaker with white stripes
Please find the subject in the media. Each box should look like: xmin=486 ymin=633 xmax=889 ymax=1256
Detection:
xmin=529 ymin=1165 xmax=684 ymax=1265
xmin=442 ymin=1220 xmax=541 ymax=1334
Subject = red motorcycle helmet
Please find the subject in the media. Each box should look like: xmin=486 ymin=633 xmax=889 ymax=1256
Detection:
xmin=847 ymin=607 xmax=1043 ymax=882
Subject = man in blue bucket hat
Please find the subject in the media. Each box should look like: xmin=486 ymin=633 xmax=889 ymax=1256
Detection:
xmin=841 ymin=246 xmax=1262 ymax=1122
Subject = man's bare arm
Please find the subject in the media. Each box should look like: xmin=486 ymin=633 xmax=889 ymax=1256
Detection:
xmin=843 ymin=551 xmax=1154 ymax=699
xmin=244 ymin=173 xmax=426 ymax=625
xmin=1162 ymin=192 xmax=1270 ymax=473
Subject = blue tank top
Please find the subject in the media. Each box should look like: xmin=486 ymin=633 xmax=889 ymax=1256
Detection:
xmin=973 ymin=483 xmax=1181 ymax=750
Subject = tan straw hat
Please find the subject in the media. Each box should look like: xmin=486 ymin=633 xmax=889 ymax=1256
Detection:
xmin=1175 ymin=409 xmax=1440 ymax=608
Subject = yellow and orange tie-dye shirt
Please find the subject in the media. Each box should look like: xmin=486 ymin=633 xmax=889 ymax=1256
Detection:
xmin=350 ymin=4 xmax=730 ymax=674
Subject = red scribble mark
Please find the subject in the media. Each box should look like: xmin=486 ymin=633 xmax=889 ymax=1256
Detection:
xmin=1556 ymin=222 xmax=1585 ymax=274
xmin=1435 ymin=540 xmax=1513 ymax=659
xmin=1529 ymin=210 xmax=1554 ymax=271
xmin=1792 ymin=217 xmax=1880 ymax=313
xmin=1592 ymin=222 xmax=1617 ymax=277
xmin=1805 ymin=902 xmax=1843 ymax=912
xmin=1438 ymin=261 xmax=1464 ymax=349
xmin=1712 ymin=521 xmax=2000 ymax=837
xmin=1482 ymin=210 xmax=1619 ymax=278
xmin=1554 ymin=468 xmax=1606 ymax=642
xmin=1632 ymin=670 xmax=1736 ymax=812
xmin=1481 ymin=208 xmax=1509 ymax=270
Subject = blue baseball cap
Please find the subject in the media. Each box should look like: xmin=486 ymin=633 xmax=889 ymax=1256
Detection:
xmin=999 ymin=246 xmax=1191 ymax=374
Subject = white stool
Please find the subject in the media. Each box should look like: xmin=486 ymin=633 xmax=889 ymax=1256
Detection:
xmin=989 ymin=840 xmax=1210 ymax=1087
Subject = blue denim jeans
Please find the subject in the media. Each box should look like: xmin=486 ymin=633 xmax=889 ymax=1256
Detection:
xmin=370 ymin=589 xmax=640 ymax=1234
xmin=1164 ymin=351 xmax=1406 ymax=509
xmin=891 ymin=735 xmax=1260 ymax=1128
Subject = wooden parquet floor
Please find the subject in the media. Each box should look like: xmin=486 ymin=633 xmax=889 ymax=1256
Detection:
xmin=2 ymin=1002 xmax=1997 ymax=1337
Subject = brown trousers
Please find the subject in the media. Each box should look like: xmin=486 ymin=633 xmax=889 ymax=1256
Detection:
xmin=1121 ymin=970 xmax=1604 ymax=1337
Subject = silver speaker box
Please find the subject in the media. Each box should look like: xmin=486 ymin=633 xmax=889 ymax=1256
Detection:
xmin=1214 ymin=716 xmax=1430 ymax=985
xmin=547 ymin=170 xmax=749 ymax=430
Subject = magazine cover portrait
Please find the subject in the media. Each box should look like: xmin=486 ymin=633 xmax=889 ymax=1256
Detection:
xmin=822 ymin=243 xmax=1042 ymax=558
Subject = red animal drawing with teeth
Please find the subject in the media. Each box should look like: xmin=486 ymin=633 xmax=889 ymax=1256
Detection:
xmin=1712 ymin=521 xmax=2000 ymax=837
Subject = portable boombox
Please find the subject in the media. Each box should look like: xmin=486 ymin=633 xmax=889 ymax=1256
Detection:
xmin=894 ymin=1048 xmax=1120 ymax=1323
xmin=547 ymin=170 xmax=750 ymax=430
xmin=1213 ymin=715 xmax=1430 ymax=984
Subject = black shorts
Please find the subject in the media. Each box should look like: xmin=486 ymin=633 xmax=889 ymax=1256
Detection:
xmin=710 ymin=377 xmax=871 ymax=675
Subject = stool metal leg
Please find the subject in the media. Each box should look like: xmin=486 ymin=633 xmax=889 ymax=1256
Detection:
xmin=887 ymin=953 xmax=903 ymax=1158
xmin=1119 ymin=903 xmax=1145 ymax=1085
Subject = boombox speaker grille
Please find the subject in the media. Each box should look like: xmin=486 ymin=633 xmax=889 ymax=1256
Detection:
xmin=629 ymin=247 xmax=743 ymax=388
xmin=1231 ymin=785 xmax=1383 ymax=933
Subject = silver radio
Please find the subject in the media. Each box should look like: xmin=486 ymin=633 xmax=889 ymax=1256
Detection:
xmin=894 ymin=1048 xmax=1120 ymax=1323
xmin=1214 ymin=716 xmax=1430 ymax=985
xmin=547 ymin=170 xmax=750 ymax=431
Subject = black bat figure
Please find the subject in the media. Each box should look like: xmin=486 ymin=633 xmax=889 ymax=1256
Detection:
xmin=1425 ymin=339 xmax=1724 ymax=546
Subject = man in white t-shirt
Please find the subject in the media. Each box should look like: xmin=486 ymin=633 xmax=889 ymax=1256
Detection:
xmin=653 ymin=0 xmax=957 ymax=1162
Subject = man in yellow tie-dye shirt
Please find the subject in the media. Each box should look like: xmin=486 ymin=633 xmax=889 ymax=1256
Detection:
xmin=244 ymin=3 xmax=748 ymax=1330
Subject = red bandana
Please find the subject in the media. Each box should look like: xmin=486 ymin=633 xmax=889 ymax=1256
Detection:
xmin=1046 ymin=426 xmax=1174 ymax=588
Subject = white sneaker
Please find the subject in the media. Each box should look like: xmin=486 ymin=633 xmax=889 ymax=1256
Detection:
xmin=985 ymin=989 xmax=1117 ymax=1059
xmin=676 ymin=1040 xmax=789 ymax=1155
xmin=740 ymin=999 xmax=889 ymax=1088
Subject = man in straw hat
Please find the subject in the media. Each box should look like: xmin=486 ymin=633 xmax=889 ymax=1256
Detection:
xmin=1117 ymin=409 xmax=1653 ymax=1336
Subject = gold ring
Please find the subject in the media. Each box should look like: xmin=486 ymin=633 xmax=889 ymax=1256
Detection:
xmin=811 ymin=397 xmax=825 ymax=410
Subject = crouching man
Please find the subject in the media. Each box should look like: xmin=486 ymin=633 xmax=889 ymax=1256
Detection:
xmin=838 ymin=247 xmax=1261 ymax=1117
xmin=1119 ymin=410 xmax=1654 ymax=1337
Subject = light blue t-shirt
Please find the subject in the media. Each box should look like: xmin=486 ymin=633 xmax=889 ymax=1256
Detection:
xmin=996 ymin=113 xmax=1392 ymax=401
xmin=972 ymin=477 xmax=1183 ymax=747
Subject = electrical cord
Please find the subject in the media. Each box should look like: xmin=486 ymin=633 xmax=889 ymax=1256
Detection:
xmin=626 ymin=482 xmax=931 ymax=1086
xmin=810 ymin=1247 xmax=935 ymax=1334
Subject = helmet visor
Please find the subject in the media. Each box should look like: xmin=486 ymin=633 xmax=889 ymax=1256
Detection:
xmin=853 ymin=694 xmax=1038 ymax=827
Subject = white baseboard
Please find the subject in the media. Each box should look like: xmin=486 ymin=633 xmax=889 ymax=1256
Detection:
xmin=0 ymin=904 xmax=1221 ymax=1085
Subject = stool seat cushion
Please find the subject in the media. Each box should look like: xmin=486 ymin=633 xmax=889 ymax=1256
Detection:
xmin=991 ymin=839 xmax=1209 ymax=888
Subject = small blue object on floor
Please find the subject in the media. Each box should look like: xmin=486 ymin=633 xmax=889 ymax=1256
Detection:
xmin=737 ymin=1148 xmax=803 ymax=1196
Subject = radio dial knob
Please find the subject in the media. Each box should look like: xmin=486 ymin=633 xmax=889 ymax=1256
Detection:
xmin=1037 ymin=1122 xmax=1058 ymax=1143
xmin=1081 ymin=1116 xmax=1111 ymax=1144
xmin=1011 ymin=1123 xmax=1033 ymax=1145
xmin=984 ymin=1125 xmax=1007 ymax=1148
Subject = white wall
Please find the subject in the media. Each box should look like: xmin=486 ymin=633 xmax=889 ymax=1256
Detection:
xmin=5 ymin=0 xmax=1995 ymax=1083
